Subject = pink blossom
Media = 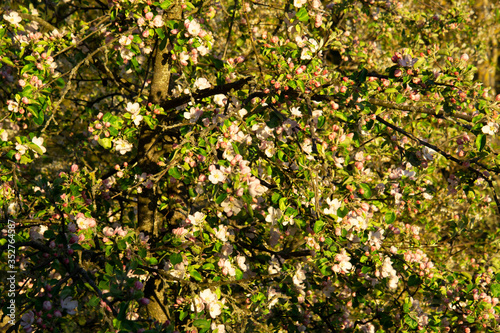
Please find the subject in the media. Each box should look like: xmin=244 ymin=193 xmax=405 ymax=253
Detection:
xmin=103 ymin=227 xmax=114 ymax=237
xmin=43 ymin=301 xmax=52 ymax=311
xmin=185 ymin=19 xmax=201 ymax=36
xmin=152 ymin=15 xmax=164 ymax=28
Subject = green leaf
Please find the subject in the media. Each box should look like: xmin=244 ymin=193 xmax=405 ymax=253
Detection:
xmin=88 ymin=296 xmax=100 ymax=307
xmin=475 ymin=134 xmax=486 ymax=151
xmin=359 ymin=183 xmax=372 ymax=198
xmin=408 ymin=275 xmax=422 ymax=287
xmin=168 ymin=167 xmax=182 ymax=179
xmin=108 ymin=126 xmax=119 ymax=136
xmin=395 ymin=94 xmax=406 ymax=104
xmin=99 ymin=137 xmax=112 ymax=149
xmin=105 ymin=262 xmax=114 ymax=275
xmin=385 ymin=88 xmax=398 ymax=94
xmin=159 ymin=36 xmax=168 ymax=50
xmin=385 ymin=211 xmax=396 ymax=224
xmin=279 ymin=198 xmax=287 ymax=211
xmin=2 ymin=57 xmax=15 ymax=66
xmin=320 ymin=264 xmax=332 ymax=276
xmin=155 ymin=28 xmax=165 ymax=39
xmin=491 ymin=283 xmax=500 ymax=297
xmin=297 ymin=80 xmax=305 ymax=93
xmin=202 ymin=263 xmax=215 ymax=270
xmin=26 ymin=143 xmax=44 ymax=155
xmin=403 ymin=299 xmax=411 ymax=313
xmin=179 ymin=310 xmax=188 ymax=321
xmin=313 ymin=220 xmax=325 ymax=233
xmin=317 ymin=116 xmax=326 ymax=129
xmin=158 ymin=0 xmax=172 ymax=9
xmin=102 ymin=112 xmax=112 ymax=122
xmin=236 ymin=38 xmax=245 ymax=47
xmin=472 ymin=114 xmax=484 ymax=123
xmin=117 ymin=239 xmax=127 ymax=250
xmin=413 ymin=57 xmax=425 ymax=68
xmin=117 ymin=302 xmax=129 ymax=321
xmin=235 ymin=268 xmax=243 ymax=280
xmin=296 ymin=7 xmax=309 ymax=22
xmin=143 ymin=115 xmax=157 ymax=129
xmin=193 ymin=319 xmax=211 ymax=329
xmin=404 ymin=315 xmax=418 ymax=329
xmin=189 ymin=268 xmax=203 ymax=281
xmin=215 ymin=193 xmax=228 ymax=204
xmin=170 ymin=253 xmax=183 ymax=265
xmin=147 ymin=257 xmax=158 ymax=265
xmin=109 ymin=116 xmax=124 ymax=129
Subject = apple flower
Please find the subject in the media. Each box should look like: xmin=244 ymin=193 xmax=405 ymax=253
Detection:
xmin=324 ymin=198 xmax=342 ymax=216
xmin=294 ymin=0 xmax=307 ymax=8
xmin=185 ymin=19 xmax=201 ymax=36
xmin=4 ymin=11 xmax=22 ymax=27
xmin=265 ymin=206 xmax=283 ymax=224
xmin=184 ymin=107 xmax=203 ymax=122
xmin=213 ymin=94 xmax=227 ymax=107
xmin=398 ymin=54 xmax=418 ymax=67
xmin=126 ymin=102 xmax=143 ymax=125
xmin=481 ymin=122 xmax=499 ymax=135
xmin=20 ymin=311 xmax=35 ymax=330
xmin=209 ymin=168 xmax=226 ymax=184
xmin=32 ymin=137 xmax=47 ymax=154
xmin=60 ymin=296 xmax=78 ymax=315
xmin=114 ymin=139 xmax=133 ymax=154
xmin=187 ymin=211 xmax=206 ymax=230
xmin=290 ymin=107 xmax=302 ymax=117
xmin=194 ymin=77 xmax=211 ymax=90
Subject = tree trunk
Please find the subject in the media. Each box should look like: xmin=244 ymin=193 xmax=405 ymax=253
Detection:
xmin=136 ymin=2 xmax=182 ymax=324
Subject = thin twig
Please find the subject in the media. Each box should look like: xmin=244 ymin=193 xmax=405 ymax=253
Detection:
xmin=223 ymin=0 xmax=239 ymax=59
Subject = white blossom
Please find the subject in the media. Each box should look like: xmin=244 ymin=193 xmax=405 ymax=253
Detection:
xmin=185 ymin=19 xmax=201 ymax=36
xmin=4 ymin=11 xmax=22 ymax=27
xmin=60 ymin=297 xmax=78 ymax=315
xmin=194 ymin=77 xmax=211 ymax=90
xmin=32 ymin=136 xmax=47 ymax=154
xmin=114 ymin=139 xmax=133 ymax=154
xmin=265 ymin=207 xmax=282 ymax=224
xmin=294 ymin=0 xmax=307 ymax=8
xmin=209 ymin=169 xmax=226 ymax=184
xmin=290 ymin=107 xmax=302 ymax=117
xmin=214 ymin=94 xmax=227 ymax=107
xmin=482 ymin=122 xmax=499 ymax=135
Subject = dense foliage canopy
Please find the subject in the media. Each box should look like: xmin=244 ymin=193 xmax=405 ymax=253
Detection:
xmin=1 ymin=0 xmax=500 ymax=332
